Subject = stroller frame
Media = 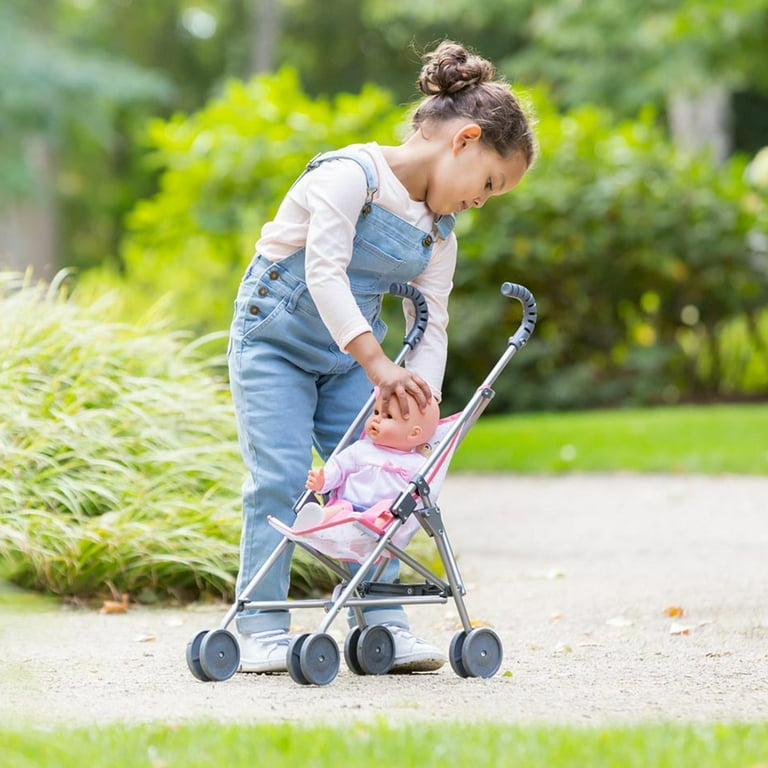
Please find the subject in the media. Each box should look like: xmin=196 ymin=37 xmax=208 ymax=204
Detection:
xmin=187 ymin=281 xmax=537 ymax=685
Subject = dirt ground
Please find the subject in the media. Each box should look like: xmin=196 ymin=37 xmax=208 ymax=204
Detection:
xmin=2 ymin=474 xmax=767 ymax=729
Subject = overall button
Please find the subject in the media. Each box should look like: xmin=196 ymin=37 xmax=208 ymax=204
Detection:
xmin=258 ymin=286 xmax=268 ymax=297
xmin=269 ymin=269 xmax=280 ymax=280
xmin=249 ymin=305 xmax=260 ymax=316
xmin=422 ymin=235 xmax=433 ymax=248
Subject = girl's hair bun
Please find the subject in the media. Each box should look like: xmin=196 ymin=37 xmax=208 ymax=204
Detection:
xmin=418 ymin=41 xmax=496 ymax=97
xmin=412 ymin=40 xmax=537 ymax=165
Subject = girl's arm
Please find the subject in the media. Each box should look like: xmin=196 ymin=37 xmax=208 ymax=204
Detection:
xmin=300 ymin=159 xmax=432 ymax=417
xmin=406 ymin=233 xmax=457 ymax=403
xmin=346 ymin=332 xmax=432 ymax=418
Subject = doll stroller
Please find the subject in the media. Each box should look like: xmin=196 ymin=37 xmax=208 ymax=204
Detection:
xmin=187 ymin=280 xmax=536 ymax=685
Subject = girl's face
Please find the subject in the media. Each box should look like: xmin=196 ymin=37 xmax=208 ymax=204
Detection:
xmin=425 ymin=124 xmax=529 ymax=216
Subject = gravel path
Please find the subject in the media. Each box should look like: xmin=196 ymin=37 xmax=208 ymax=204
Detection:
xmin=2 ymin=474 xmax=767 ymax=728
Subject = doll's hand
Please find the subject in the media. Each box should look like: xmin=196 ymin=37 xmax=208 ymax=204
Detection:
xmin=306 ymin=468 xmax=325 ymax=491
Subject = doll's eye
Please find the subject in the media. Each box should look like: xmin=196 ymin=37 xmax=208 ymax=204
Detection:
xmin=485 ymin=178 xmax=493 ymax=191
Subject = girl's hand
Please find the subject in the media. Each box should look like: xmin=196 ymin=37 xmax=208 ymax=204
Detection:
xmin=347 ymin=331 xmax=432 ymax=419
xmin=366 ymin=356 xmax=432 ymax=419
xmin=306 ymin=468 xmax=325 ymax=491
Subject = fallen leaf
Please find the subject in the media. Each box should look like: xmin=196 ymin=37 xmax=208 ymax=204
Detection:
xmin=550 ymin=611 xmax=564 ymax=621
xmin=669 ymin=621 xmax=693 ymax=635
xmin=134 ymin=634 xmax=157 ymax=643
xmin=663 ymin=605 xmax=687 ymax=617
xmin=99 ymin=594 xmax=130 ymax=614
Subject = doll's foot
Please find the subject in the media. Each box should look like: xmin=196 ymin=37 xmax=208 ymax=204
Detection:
xmin=292 ymin=502 xmax=325 ymax=529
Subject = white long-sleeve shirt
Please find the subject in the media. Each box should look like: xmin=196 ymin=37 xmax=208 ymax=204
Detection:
xmin=254 ymin=142 xmax=457 ymax=400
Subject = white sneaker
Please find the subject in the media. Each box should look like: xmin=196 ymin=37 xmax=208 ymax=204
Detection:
xmin=385 ymin=624 xmax=446 ymax=673
xmin=237 ymin=629 xmax=291 ymax=673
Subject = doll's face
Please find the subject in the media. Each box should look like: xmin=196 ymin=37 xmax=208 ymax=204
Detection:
xmin=365 ymin=393 xmax=440 ymax=451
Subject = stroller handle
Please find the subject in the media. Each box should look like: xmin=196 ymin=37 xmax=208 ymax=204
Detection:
xmin=389 ymin=282 xmax=429 ymax=350
xmin=501 ymin=281 xmax=537 ymax=349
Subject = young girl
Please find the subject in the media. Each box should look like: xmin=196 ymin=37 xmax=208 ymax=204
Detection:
xmin=228 ymin=40 xmax=536 ymax=673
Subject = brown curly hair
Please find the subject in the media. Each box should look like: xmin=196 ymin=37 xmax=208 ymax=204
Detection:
xmin=412 ymin=41 xmax=536 ymax=166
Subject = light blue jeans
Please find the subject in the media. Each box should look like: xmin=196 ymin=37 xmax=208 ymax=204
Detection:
xmin=228 ymin=152 xmax=454 ymax=636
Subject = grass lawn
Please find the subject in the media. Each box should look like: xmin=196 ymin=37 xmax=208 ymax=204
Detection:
xmin=3 ymin=721 xmax=768 ymax=768
xmin=450 ymin=403 xmax=768 ymax=474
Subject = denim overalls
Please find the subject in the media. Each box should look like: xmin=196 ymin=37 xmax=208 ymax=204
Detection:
xmin=228 ymin=149 xmax=455 ymax=635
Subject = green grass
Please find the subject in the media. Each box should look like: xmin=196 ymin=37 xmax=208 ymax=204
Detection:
xmin=2 ymin=721 xmax=767 ymax=767
xmin=451 ymin=403 xmax=768 ymax=474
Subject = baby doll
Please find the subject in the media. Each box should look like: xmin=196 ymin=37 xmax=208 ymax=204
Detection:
xmin=296 ymin=392 xmax=440 ymax=529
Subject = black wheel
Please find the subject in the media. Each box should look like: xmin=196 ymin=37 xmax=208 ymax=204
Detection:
xmin=186 ymin=630 xmax=213 ymax=682
xmin=287 ymin=633 xmax=311 ymax=685
xmin=461 ymin=627 xmax=503 ymax=679
xmin=357 ymin=625 xmax=395 ymax=675
xmin=344 ymin=627 xmax=366 ymax=675
xmin=448 ymin=630 xmax=469 ymax=678
xmin=198 ymin=629 xmax=240 ymax=682
xmin=299 ymin=633 xmax=340 ymax=686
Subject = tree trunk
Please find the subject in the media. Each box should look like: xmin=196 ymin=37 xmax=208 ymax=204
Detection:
xmin=249 ymin=0 xmax=282 ymax=75
xmin=667 ymin=86 xmax=732 ymax=165
xmin=0 ymin=135 xmax=57 ymax=279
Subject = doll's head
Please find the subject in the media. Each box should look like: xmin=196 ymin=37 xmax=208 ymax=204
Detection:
xmin=365 ymin=392 xmax=440 ymax=451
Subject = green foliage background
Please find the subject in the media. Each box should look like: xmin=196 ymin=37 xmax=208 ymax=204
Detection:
xmin=80 ymin=72 xmax=768 ymax=414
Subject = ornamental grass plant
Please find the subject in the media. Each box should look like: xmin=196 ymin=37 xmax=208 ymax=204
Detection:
xmin=0 ymin=272 xmax=327 ymax=601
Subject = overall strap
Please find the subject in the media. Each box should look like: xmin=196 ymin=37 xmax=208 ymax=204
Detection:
xmin=433 ymin=214 xmax=456 ymax=240
xmin=305 ymin=150 xmax=378 ymax=204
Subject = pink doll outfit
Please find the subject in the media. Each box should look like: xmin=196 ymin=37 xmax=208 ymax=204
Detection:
xmin=314 ymin=438 xmax=431 ymax=512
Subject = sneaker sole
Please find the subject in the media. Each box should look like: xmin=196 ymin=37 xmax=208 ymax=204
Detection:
xmin=237 ymin=661 xmax=288 ymax=674
xmin=389 ymin=656 xmax=446 ymax=673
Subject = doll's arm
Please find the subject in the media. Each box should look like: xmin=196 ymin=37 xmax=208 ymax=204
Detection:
xmin=306 ymin=467 xmax=326 ymax=491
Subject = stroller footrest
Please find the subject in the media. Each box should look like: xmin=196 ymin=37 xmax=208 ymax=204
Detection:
xmin=360 ymin=581 xmax=450 ymax=598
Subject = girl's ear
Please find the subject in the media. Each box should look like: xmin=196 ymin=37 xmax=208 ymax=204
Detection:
xmin=452 ymin=123 xmax=483 ymax=153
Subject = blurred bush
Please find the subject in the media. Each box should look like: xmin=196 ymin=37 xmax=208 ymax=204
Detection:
xmin=450 ymin=97 xmax=768 ymax=411
xmin=78 ymin=71 xmax=768 ymax=413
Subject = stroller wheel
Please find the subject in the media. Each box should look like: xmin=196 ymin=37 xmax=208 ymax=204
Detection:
xmin=448 ymin=630 xmax=469 ymax=678
xmin=287 ymin=634 xmax=311 ymax=684
xmin=344 ymin=627 xmax=366 ymax=675
xmin=289 ymin=633 xmax=340 ymax=686
xmin=198 ymin=629 xmax=240 ymax=682
xmin=461 ymin=627 xmax=503 ymax=679
xmin=186 ymin=630 xmax=213 ymax=682
xmin=357 ymin=625 xmax=395 ymax=675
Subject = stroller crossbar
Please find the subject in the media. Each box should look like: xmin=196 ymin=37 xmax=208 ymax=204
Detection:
xmin=187 ymin=280 xmax=537 ymax=685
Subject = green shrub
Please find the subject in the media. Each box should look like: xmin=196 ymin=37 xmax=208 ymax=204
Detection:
xmin=450 ymin=98 xmax=768 ymax=411
xmin=0 ymin=271 xmax=329 ymax=600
